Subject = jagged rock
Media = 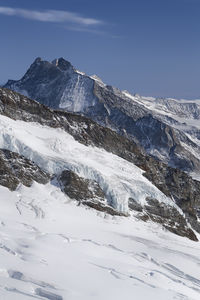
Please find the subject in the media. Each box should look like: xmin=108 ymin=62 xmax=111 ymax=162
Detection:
xmin=4 ymin=57 xmax=96 ymax=110
xmin=128 ymin=198 xmax=143 ymax=212
xmin=57 ymin=170 xmax=105 ymax=201
xmin=57 ymin=170 xmax=126 ymax=216
xmin=143 ymin=163 xmax=200 ymax=234
xmin=129 ymin=196 xmax=198 ymax=241
xmin=142 ymin=197 xmax=197 ymax=241
xmin=81 ymin=200 xmax=128 ymax=217
xmin=0 ymin=149 xmax=50 ymax=190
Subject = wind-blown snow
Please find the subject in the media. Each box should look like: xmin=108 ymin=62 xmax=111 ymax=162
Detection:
xmin=0 ymin=183 xmax=200 ymax=300
xmin=0 ymin=114 xmax=177 ymax=213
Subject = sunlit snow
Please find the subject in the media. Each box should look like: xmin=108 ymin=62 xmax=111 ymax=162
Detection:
xmin=0 ymin=183 xmax=200 ymax=300
xmin=0 ymin=114 xmax=200 ymax=299
xmin=0 ymin=114 xmax=178 ymax=213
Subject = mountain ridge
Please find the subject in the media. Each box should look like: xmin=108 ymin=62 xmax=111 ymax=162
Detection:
xmin=4 ymin=57 xmax=200 ymax=178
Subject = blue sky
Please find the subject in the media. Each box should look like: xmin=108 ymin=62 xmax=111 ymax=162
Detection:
xmin=0 ymin=0 xmax=200 ymax=98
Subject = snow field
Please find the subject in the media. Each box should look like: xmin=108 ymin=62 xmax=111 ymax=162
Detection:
xmin=0 ymin=113 xmax=199 ymax=299
xmin=0 ymin=183 xmax=200 ymax=299
xmin=0 ymin=114 xmax=178 ymax=213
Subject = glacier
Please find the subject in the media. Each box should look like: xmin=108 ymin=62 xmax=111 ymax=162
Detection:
xmin=0 ymin=114 xmax=177 ymax=213
xmin=0 ymin=93 xmax=200 ymax=299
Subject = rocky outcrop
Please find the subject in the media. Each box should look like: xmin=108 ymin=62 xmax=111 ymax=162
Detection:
xmin=57 ymin=170 xmax=105 ymax=201
xmin=143 ymin=162 xmax=200 ymax=234
xmin=129 ymin=196 xmax=198 ymax=241
xmin=128 ymin=198 xmax=143 ymax=212
xmin=128 ymin=196 xmax=198 ymax=241
xmin=144 ymin=197 xmax=198 ymax=241
xmin=5 ymin=57 xmax=97 ymax=110
xmin=0 ymin=149 xmax=50 ymax=190
xmin=57 ymin=170 xmax=127 ymax=216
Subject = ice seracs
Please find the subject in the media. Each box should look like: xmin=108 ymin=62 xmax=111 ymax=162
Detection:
xmin=0 ymin=114 xmax=177 ymax=213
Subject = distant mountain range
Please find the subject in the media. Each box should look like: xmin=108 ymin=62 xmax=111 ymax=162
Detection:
xmin=4 ymin=57 xmax=200 ymax=179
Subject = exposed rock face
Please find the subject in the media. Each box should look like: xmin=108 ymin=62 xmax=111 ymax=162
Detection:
xmin=143 ymin=163 xmax=200 ymax=234
xmin=128 ymin=198 xmax=143 ymax=212
xmin=128 ymin=195 xmax=198 ymax=241
xmin=0 ymin=87 xmax=200 ymax=240
xmin=5 ymin=57 xmax=98 ymax=111
xmin=0 ymin=148 xmax=50 ymax=190
xmin=143 ymin=197 xmax=198 ymax=241
xmin=93 ymin=84 xmax=200 ymax=174
xmin=129 ymin=197 xmax=198 ymax=241
xmin=4 ymin=57 xmax=200 ymax=175
xmin=57 ymin=170 xmax=127 ymax=216
xmin=57 ymin=170 xmax=105 ymax=201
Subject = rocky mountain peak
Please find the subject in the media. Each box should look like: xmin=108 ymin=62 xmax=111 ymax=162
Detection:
xmin=51 ymin=57 xmax=73 ymax=71
xmin=23 ymin=57 xmax=73 ymax=81
xmin=56 ymin=57 xmax=73 ymax=71
xmin=33 ymin=57 xmax=42 ymax=64
xmin=3 ymin=57 xmax=200 ymax=179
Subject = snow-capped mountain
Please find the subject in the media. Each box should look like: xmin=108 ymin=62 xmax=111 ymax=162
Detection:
xmin=4 ymin=57 xmax=200 ymax=178
xmin=2 ymin=57 xmax=200 ymax=299
xmin=1 ymin=87 xmax=200 ymax=238
xmin=1 ymin=88 xmax=200 ymax=299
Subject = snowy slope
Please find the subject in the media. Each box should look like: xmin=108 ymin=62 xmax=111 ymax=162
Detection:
xmin=0 ymin=99 xmax=200 ymax=299
xmin=0 ymin=114 xmax=176 ymax=212
xmin=0 ymin=183 xmax=200 ymax=300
